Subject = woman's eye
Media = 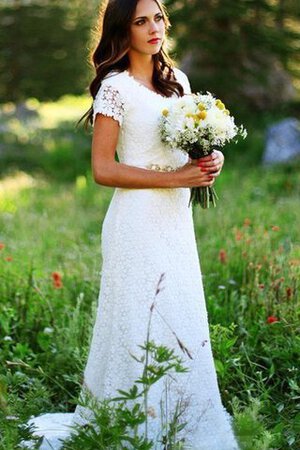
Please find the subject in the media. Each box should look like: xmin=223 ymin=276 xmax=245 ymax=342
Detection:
xmin=134 ymin=15 xmax=163 ymax=26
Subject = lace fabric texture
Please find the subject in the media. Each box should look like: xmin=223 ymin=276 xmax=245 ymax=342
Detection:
xmin=92 ymin=84 xmax=125 ymax=127
xmin=20 ymin=68 xmax=240 ymax=450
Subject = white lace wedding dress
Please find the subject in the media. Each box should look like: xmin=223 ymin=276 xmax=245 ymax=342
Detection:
xmin=21 ymin=68 xmax=240 ymax=449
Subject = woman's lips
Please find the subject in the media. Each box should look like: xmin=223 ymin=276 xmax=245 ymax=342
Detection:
xmin=148 ymin=38 xmax=160 ymax=44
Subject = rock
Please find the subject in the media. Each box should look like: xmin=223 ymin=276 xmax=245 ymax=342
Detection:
xmin=263 ymin=118 xmax=300 ymax=165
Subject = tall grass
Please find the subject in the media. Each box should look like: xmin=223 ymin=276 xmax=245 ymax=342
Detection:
xmin=0 ymin=97 xmax=299 ymax=449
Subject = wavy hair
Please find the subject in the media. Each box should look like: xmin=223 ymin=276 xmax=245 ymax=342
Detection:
xmin=78 ymin=0 xmax=184 ymax=129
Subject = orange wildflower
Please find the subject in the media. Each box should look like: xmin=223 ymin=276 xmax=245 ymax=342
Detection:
xmin=5 ymin=256 xmax=13 ymax=261
xmin=243 ymin=218 xmax=251 ymax=227
xmin=0 ymin=243 xmax=5 ymax=250
xmin=271 ymin=225 xmax=280 ymax=232
xmin=235 ymin=229 xmax=243 ymax=241
xmin=219 ymin=249 xmax=227 ymax=264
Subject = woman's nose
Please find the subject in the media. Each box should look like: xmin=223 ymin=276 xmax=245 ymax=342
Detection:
xmin=149 ymin=20 xmax=159 ymax=34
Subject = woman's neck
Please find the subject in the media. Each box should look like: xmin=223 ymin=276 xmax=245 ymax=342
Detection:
xmin=127 ymin=53 xmax=154 ymax=82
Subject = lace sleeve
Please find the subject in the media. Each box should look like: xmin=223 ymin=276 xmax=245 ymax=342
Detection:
xmin=93 ymin=84 xmax=125 ymax=127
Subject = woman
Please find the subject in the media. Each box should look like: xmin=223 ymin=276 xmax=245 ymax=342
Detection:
xmin=23 ymin=0 xmax=240 ymax=448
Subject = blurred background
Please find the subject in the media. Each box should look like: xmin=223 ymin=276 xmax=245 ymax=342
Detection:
xmin=0 ymin=1 xmax=300 ymax=449
xmin=0 ymin=0 xmax=300 ymax=176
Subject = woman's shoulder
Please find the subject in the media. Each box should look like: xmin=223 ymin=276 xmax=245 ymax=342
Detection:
xmin=100 ymin=70 xmax=129 ymax=90
xmin=172 ymin=67 xmax=191 ymax=94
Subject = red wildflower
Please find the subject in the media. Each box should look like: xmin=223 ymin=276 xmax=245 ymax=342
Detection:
xmin=267 ymin=315 xmax=279 ymax=324
xmin=54 ymin=279 xmax=63 ymax=289
xmin=258 ymin=284 xmax=265 ymax=290
xmin=219 ymin=249 xmax=227 ymax=264
xmin=286 ymin=287 xmax=292 ymax=299
xmin=0 ymin=243 xmax=5 ymax=250
xmin=5 ymin=256 xmax=13 ymax=261
xmin=51 ymin=272 xmax=61 ymax=282
xmin=51 ymin=272 xmax=63 ymax=289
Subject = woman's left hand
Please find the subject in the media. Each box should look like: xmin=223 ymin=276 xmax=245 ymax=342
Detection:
xmin=190 ymin=150 xmax=224 ymax=177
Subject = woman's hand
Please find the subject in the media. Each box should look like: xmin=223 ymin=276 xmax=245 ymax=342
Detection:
xmin=174 ymin=163 xmax=216 ymax=188
xmin=190 ymin=150 xmax=224 ymax=177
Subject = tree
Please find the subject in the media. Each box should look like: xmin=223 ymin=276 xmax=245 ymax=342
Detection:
xmin=165 ymin=0 xmax=300 ymax=109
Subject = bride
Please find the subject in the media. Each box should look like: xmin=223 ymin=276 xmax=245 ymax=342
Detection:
xmin=22 ymin=0 xmax=240 ymax=448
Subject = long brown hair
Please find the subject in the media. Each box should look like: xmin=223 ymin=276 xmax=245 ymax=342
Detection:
xmin=78 ymin=0 xmax=184 ymax=129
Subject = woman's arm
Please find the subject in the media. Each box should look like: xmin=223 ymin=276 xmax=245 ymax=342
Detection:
xmin=92 ymin=114 xmax=216 ymax=189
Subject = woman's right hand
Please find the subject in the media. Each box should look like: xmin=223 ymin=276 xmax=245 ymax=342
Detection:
xmin=174 ymin=163 xmax=216 ymax=188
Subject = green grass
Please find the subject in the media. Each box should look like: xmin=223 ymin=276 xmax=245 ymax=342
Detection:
xmin=0 ymin=97 xmax=299 ymax=449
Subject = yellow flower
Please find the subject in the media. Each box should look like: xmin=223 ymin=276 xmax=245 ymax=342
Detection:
xmin=215 ymin=99 xmax=225 ymax=110
xmin=162 ymin=108 xmax=169 ymax=117
xmin=197 ymin=102 xmax=206 ymax=111
xmin=197 ymin=110 xmax=207 ymax=120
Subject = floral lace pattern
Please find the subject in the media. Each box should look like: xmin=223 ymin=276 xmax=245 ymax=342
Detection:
xmin=93 ymin=84 xmax=125 ymax=127
xmin=20 ymin=68 xmax=240 ymax=450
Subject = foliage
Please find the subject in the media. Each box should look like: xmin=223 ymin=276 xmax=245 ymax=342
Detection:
xmin=0 ymin=97 xmax=299 ymax=449
xmin=165 ymin=0 xmax=300 ymax=109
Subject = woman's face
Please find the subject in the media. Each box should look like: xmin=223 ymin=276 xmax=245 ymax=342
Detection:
xmin=130 ymin=0 xmax=166 ymax=56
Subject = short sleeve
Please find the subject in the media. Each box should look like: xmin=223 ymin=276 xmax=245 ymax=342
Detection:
xmin=93 ymin=84 xmax=125 ymax=127
xmin=182 ymin=72 xmax=192 ymax=95
xmin=174 ymin=68 xmax=192 ymax=95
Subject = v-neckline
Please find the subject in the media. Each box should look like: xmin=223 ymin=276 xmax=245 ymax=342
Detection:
xmin=124 ymin=70 xmax=169 ymax=99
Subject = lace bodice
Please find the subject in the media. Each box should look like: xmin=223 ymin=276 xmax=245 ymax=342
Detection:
xmin=92 ymin=68 xmax=191 ymax=170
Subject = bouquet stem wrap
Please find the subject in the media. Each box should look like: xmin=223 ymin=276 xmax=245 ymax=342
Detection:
xmin=188 ymin=145 xmax=219 ymax=209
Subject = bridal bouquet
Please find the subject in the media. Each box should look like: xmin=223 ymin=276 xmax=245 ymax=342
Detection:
xmin=159 ymin=92 xmax=247 ymax=208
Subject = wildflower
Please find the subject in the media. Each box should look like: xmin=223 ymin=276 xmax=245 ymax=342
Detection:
xmin=286 ymin=287 xmax=292 ymax=299
xmin=267 ymin=316 xmax=279 ymax=324
xmin=5 ymin=256 xmax=13 ymax=261
xmin=0 ymin=243 xmax=5 ymax=250
xmin=243 ymin=218 xmax=251 ymax=227
xmin=197 ymin=102 xmax=206 ymax=111
xmin=258 ymin=284 xmax=265 ymax=290
xmin=197 ymin=110 xmax=207 ymax=120
xmin=215 ymin=99 xmax=225 ymax=110
xmin=271 ymin=225 xmax=280 ymax=232
xmin=43 ymin=327 xmax=54 ymax=334
xmin=219 ymin=249 xmax=227 ymax=264
xmin=54 ymin=279 xmax=63 ymax=289
xmin=51 ymin=271 xmax=61 ymax=282
xmin=51 ymin=272 xmax=63 ymax=289
xmin=235 ymin=229 xmax=243 ymax=242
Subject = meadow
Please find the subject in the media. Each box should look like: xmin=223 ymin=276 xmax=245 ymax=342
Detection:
xmin=0 ymin=97 xmax=299 ymax=449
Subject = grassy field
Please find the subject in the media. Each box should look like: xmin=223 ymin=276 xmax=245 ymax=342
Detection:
xmin=0 ymin=97 xmax=299 ymax=449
